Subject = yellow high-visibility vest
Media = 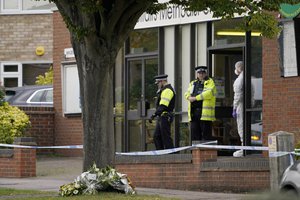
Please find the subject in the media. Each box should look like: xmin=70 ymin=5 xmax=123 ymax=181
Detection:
xmin=184 ymin=78 xmax=216 ymax=121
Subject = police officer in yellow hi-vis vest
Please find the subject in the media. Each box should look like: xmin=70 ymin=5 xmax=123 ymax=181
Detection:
xmin=185 ymin=66 xmax=216 ymax=142
xmin=149 ymin=74 xmax=175 ymax=150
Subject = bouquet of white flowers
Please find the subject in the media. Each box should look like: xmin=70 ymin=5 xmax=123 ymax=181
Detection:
xmin=59 ymin=164 xmax=135 ymax=196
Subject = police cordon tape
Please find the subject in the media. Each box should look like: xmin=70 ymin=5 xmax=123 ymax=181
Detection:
xmin=1 ymin=142 xmax=299 ymax=158
xmin=115 ymin=141 xmax=269 ymax=156
xmin=0 ymin=143 xmax=83 ymax=149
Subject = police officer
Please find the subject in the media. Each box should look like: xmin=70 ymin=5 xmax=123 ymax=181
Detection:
xmin=185 ymin=66 xmax=216 ymax=142
xmin=149 ymin=74 xmax=175 ymax=150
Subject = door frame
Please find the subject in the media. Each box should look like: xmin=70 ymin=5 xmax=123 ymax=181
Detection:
xmin=207 ymin=43 xmax=253 ymax=149
xmin=124 ymin=55 xmax=158 ymax=152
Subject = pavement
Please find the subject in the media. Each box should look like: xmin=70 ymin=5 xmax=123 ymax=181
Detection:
xmin=0 ymin=156 xmax=259 ymax=200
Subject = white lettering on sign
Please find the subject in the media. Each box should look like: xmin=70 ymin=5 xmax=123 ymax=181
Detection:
xmin=135 ymin=4 xmax=215 ymax=29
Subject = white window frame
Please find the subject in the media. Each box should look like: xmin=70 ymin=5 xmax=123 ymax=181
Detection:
xmin=0 ymin=0 xmax=54 ymax=14
xmin=279 ymin=19 xmax=299 ymax=77
xmin=0 ymin=62 xmax=22 ymax=87
xmin=62 ymin=63 xmax=81 ymax=115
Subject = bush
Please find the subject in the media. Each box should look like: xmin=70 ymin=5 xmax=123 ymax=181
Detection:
xmin=35 ymin=66 xmax=53 ymax=85
xmin=295 ymin=141 xmax=300 ymax=160
xmin=0 ymin=102 xmax=31 ymax=144
xmin=0 ymin=85 xmax=4 ymax=106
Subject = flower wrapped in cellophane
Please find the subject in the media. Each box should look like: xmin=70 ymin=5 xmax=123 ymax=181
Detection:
xmin=59 ymin=164 xmax=135 ymax=196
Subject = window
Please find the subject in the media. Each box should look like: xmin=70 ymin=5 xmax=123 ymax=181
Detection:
xmin=0 ymin=63 xmax=22 ymax=87
xmin=62 ymin=64 xmax=81 ymax=114
xmin=45 ymin=89 xmax=53 ymax=102
xmin=29 ymin=90 xmax=44 ymax=102
xmin=27 ymin=88 xmax=53 ymax=104
xmin=278 ymin=17 xmax=300 ymax=77
xmin=1 ymin=0 xmax=53 ymax=13
xmin=128 ymin=28 xmax=158 ymax=54
xmin=23 ymin=63 xmax=51 ymax=85
xmin=1 ymin=0 xmax=21 ymax=11
xmin=1 ymin=62 xmax=51 ymax=87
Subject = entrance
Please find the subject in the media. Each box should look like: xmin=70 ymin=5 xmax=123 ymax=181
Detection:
xmin=208 ymin=43 xmax=263 ymax=154
xmin=125 ymin=57 xmax=158 ymax=152
xmin=208 ymin=44 xmax=245 ymax=147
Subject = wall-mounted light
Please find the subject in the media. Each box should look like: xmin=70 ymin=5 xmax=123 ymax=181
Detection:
xmin=216 ymin=31 xmax=261 ymax=36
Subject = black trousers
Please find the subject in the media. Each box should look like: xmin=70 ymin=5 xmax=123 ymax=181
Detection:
xmin=190 ymin=120 xmax=213 ymax=141
xmin=153 ymin=115 xmax=174 ymax=150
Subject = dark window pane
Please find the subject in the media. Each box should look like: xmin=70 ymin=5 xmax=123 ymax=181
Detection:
xmin=4 ymin=65 xmax=18 ymax=72
xmin=129 ymin=29 xmax=158 ymax=54
xmin=3 ymin=78 xmax=18 ymax=87
xmin=23 ymin=64 xmax=51 ymax=85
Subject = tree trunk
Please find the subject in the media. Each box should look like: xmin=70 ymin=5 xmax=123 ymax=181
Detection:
xmin=72 ymin=36 xmax=117 ymax=171
xmin=53 ymin=0 xmax=153 ymax=171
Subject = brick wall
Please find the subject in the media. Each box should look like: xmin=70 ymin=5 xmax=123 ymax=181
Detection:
xmin=0 ymin=14 xmax=53 ymax=61
xmin=0 ymin=138 xmax=36 ymax=178
xmin=52 ymin=11 xmax=83 ymax=156
xmin=20 ymin=107 xmax=55 ymax=155
xmin=262 ymin=38 xmax=300 ymax=145
xmin=116 ymin=148 xmax=270 ymax=192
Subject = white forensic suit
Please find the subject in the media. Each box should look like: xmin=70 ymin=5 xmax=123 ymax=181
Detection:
xmin=232 ymin=70 xmax=255 ymax=157
xmin=233 ymin=72 xmax=244 ymax=144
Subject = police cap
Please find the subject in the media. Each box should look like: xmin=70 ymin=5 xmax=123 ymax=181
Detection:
xmin=154 ymin=74 xmax=168 ymax=84
xmin=195 ymin=66 xmax=207 ymax=73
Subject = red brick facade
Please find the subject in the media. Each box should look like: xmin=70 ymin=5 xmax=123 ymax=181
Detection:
xmin=116 ymin=148 xmax=270 ymax=192
xmin=262 ymin=38 xmax=300 ymax=145
xmin=52 ymin=12 xmax=83 ymax=156
xmin=21 ymin=107 xmax=55 ymax=155
xmin=0 ymin=141 xmax=36 ymax=178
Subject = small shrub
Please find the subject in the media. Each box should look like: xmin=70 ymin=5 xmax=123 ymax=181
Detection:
xmin=295 ymin=141 xmax=300 ymax=160
xmin=35 ymin=66 xmax=53 ymax=85
xmin=0 ymin=102 xmax=31 ymax=144
xmin=0 ymin=85 xmax=4 ymax=106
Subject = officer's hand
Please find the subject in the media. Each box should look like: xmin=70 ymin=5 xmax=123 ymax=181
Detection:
xmin=232 ymin=109 xmax=237 ymax=119
xmin=149 ymin=114 xmax=156 ymax=123
xmin=189 ymin=96 xmax=196 ymax=102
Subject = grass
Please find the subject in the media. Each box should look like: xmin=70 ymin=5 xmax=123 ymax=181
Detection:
xmin=0 ymin=188 xmax=179 ymax=200
xmin=0 ymin=188 xmax=54 ymax=195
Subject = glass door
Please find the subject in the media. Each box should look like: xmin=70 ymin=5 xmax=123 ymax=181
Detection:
xmin=125 ymin=57 xmax=158 ymax=151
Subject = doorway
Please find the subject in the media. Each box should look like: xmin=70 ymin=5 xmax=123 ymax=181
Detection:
xmin=208 ymin=43 xmax=263 ymax=154
xmin=208 ymin=44 xmax=245 ymax=148
xmin=125 ymin=57 xmax=158 ymax=152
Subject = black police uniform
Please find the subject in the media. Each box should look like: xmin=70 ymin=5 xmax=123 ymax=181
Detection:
xmin=190 ymin=66 xmax=213 ymax=141
xmin=151 ymin=74 xmax=176 ymax=150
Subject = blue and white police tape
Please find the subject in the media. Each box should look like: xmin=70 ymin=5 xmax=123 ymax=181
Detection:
xmin=269 ymin=151 xmax=300 ymax=157
xmin=115 ymin=146 xmax=192 ymax=156
xmin=192 ymin=143 xmax=268 ymax=151
xmin=0 ymin=143 xmax=83 ymax=149
xmin=115 ymin=141 xmax=217 ymax=156
xmin=116 ymin=145 xmax=300 ymax=157
xmin=2 ymin=142 xmax=300 ymax=158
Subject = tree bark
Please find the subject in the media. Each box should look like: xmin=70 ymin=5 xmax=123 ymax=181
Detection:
xmin=72 ymin=36 xmax=116 ymax=170
xmin=53 ymin=0 xmax=151 ymax=171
